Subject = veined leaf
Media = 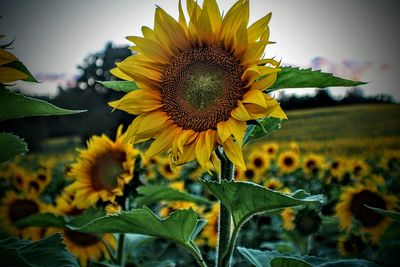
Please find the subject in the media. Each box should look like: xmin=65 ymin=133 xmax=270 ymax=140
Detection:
xmin=135 ymin=185 xmax=212 ymax=207
xmin=98 ymin=81 xmax=139 ymax=93
xmin=244 ymin=117 xmax=282 ymax=145
xmin=266 ymin=66 xmax=366 ymax=93
xmin=202 ymin=180 xmax=323 ymax=227
xmin=0 ymin=87 xmax=85 ymax=121
xmin=4 ymin=60 xmax=38 ymax=83
xmin=366 ymin=206 xmax=400 ymax=222
xmin=238 ymin=247 xmax=379 ymax=267
xmin=0 ymin=234 xmax=79 ymax=267
xmin=0 ymin=132 xmax=28 ymax=163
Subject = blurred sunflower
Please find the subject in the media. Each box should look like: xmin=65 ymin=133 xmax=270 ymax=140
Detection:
xmin=302 ymin=154 xmax=324 ymax=176
xmin=158 ymin=159 xmax=181 ymax=181
xmin=337 ymin=234 xmax=366 ymax=257
xmin=262 ymin=142 xmax=279 ymax=159
xmin=289 ymin=141 xmax=300 ymax=154
xmin=159 ymin=201 xmax=204 ymax=217
xmin=0 ymin=191 xmax=48 ymax=240
xmin=49 ymin=192 xmax=116 ymax=266
xmin=109 ymin=0 xmax=287 ymax=171
xmin=236 ymin=165 xmax=263 ymax=183
xmin=263 ymin=177 xmax=282 ymax=190
xmin=380 ymin=150 xmax=400 ymax=170
xmin=0 ymin=37 xmax=28 ymax=84
xmin=329 ymin=157 xmax=347 ymax=180
xmin=281 ymin=207 xmax=295 ymax=231
xmin=66 ymin=126 xmax=139 ymax=209
xmin=277 ymin=151 xmax=299 ymax=173
xmin=248 ymin=150 xmax=270 ymax=173
xmin=335 ymin=185 xmax=398 ymax=243
xmin=201 ymin=203 xmax=219 ymax=247
xmin=348 ymin=159 xmax=369 ymax=180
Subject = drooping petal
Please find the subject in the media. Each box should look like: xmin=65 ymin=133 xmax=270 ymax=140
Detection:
xmin=242 ymin=89 xmax=267 ymax=107
xmin=145 ymin=124 xmax=180 ymax=158
xmin=251 ymin=73 xmax=277 ymax=91
xmin=0 ymin=66 xmax=28 ymax=83
xmin=242 ymin=64 xmax=260 ymax=87
xmin=127 ymin=111 xmax=171 ymax=140
xmin=222 ymin=137 xmax=246 ymax=170
xmin=231 ymin=101 xmax=252 ymax=121
xmin=195 ymin=130 xmax=217 ymax=169
xmin=0 ymin=49 xmax=17 ymax=65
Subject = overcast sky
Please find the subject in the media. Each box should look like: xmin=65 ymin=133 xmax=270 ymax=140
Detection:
xmin=1 ymin=0 xmax=399 ymax=99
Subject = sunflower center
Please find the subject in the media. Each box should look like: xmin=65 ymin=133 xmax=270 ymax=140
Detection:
xmin=350 ymin=190 xmax=386 ymax=228
xmin=9 ymin=199 xmax=39 ymax=223
xmin=64 ymin=229 xmax=100 ymax=247
xmin=253 ymin=157 xmax=264 ymax=168
xmin=91 ymin=151 xmax=126 ymax=191
xmin=306 ymin=160 xmax=316 ymax=169
xmin=284 ymin=156 xmax=294 ymax=167
xmin=162 ymin=46 xmax=245 ymax=132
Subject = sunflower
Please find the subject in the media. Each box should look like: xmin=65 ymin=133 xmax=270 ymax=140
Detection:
xmin=0 ymin=191 xmax=48 ymax=240
xmin=66 ymin=126 xmax=139 ymax=209
xmin=277 ymin=151 xmax=299 ymax=173
xmin=109 ymin=0 xmax=287 ymax=171
xmin=235 ymin=165 xmax=263 ymax=183
xmin=248 ymin=150 xmax=270 ymax=173
xmin=337 ymin=234 xmax=366 ymax=257
xmin=201 ymin=203 xmax=219 ymax=247
xmin=49 ymin=193 xmax=116 ymax=267
xmin=335 ymin=185 xmax=398 ymax=243
xmin=5 ymin=164 xmax=31 ymax=192
xmin=294 ymin=207 xmax=322 ymax=236
xmin=348 ymin=159 xmax=369 ymax=180
xmin=158 ymin=159 xmax=181 ymax=181
xmin=289 ymin=142 xmax=300 ymax=154
xmin=302 ymin=154 xmax=325 ymax=176
xmin=159 ymin=201 xmax=204 ymax=217
xmin=380 ymin=150 xmax=400 ymax=170
xmin=262 ymin=142 xmax=279 ymax=159
xmin=0 ymin=37 xmax=29 ymax=84
xmin=281 ymin=208 xmax=295 ymax=231
xmin=328 ymin=157 xmax=347 ymax=180
xmin=263 ymin=177 xmax=282 ymax=190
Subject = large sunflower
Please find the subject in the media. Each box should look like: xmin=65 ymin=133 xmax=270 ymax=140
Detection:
xmin=335 ymin=185 xmax=398 ymax=243
xmin=109 ymin=0 xmax=286 ymax=171
xmin=66 ymin=126 xmax=139 ymax=209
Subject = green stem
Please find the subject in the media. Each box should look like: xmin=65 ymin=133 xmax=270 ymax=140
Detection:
xmin=222 ymin=225 xmax=241 ymax=267
xmin=116 ymin=233 xmax=125 ymax=266
xmin=187 ymin=245 xmax=208 ymax=267
xmin=215 ymin=148 xmax=234 ymax=267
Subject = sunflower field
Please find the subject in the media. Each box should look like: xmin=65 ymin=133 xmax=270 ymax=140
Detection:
xmin=1 ymin=1 xmax=399 ymax=267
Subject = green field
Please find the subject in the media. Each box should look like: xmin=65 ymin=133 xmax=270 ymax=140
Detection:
xmin=256 ymin=104 xmax=400 ymax=155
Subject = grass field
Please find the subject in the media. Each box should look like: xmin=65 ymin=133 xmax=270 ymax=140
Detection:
xmin=253 ymin=104 xmax=400 ymax=156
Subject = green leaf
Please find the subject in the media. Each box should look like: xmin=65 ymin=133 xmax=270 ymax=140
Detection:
xmin=238 ymin=247 xmax=379 ymax=267
xmin=98 ymin=81 xmax=139 ymax=93
xmin=74 ymin=208 xmax=206 ymax=265
xmin=135 ymin=185 xmax=212 ymax=207
xmin=0 ymin=233 xmax=79 ymax=267
xmin=366 ymin=206 xmax=400 ymax=222
xmin=202 ymin=180 xmax=323 ymax=227
xmin=0 ymin=132 xmax=28 ymax=163
xmin=0 ymin=88 xmax=86 ymax=121
xmin=266 ymin=67 xmax=366 ymax=93
xmin=4 ymin=60 xmax=38 ymax=82
xmin=245 ymin=117 xmax=282 ymax=145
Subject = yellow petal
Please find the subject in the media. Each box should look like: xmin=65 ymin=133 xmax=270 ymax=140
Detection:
xmin=227 ymin=118 xmax=247 ymax=146
xmin=248 ymin=13 xmax=272 ymax=43
xmin=141 ymin=26 xmax=157 ymax=42
xmin=116 ymin=62 xmax=162 ymax=83
xmin=110 ymin=67 xmax=134 ymax=81
xmin=221 ymin=0 xmax=249 ymax=50
xmin=242 ymin=89 xmax=267 ymax=107
xmin=172 ymin=129 xmax=196 ymax=154
xmin=195 ymin=130 xmax=216 ymax=169
xmin=0 ymin=66 xmax=28 ymax=83
xmin=197 ymin=4 xmax=214 ymax=44
xmin=126 ymin=36 xmax=170 ymax=64
xmin=231 ymin=101 xmax=252 ymax=121
xmin=233 ymin=23 xmax=248 ymax=59
xmin=108 ymin=90 xmax=163 ymax=115
xmin=178 ymin=0 xmax=188 ymax=34
xmin=222 ymin=137 xmax=246 ymax=170
xmin=172 ymin=141 xmax=196 ymax=166
xmin=251 ymin=73 xmax=277 ymax=91
xmin=202 ymin=0 xmax=221 ymax=35
xmin=145 ymin=124 xmax=179 ymax=158
xmin=242 ymin=42 xmax=267 ymax=66
xmin=269 ymin=104 xmax=288 ymax=120
xmin=0 ymin=49 xmax=17 ymax=65
xmin=217 ymin=120 xmax=231 ymax=143
xmin=129 ymin=111 xmax=171 ymax=139
xmin=241 ymin=65 xmax=260 ymax=87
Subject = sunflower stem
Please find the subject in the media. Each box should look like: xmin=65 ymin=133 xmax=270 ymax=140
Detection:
xmin=216 ymin=148 xmax=234 ymax=267
xmin=116 ymin=233 xmax=125 ymax=266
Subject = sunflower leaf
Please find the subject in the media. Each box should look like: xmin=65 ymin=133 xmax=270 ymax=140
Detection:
xmin=366 ymin=206 xmax=400 ymax=222
xmin=237 ymin=247 xmax=380 ymax=267
xmin=4 ymin=60 xmax=38 ymax=82
xmin=15 ymin=212 xmax=66 ymax=228
xmin=265 ymin=66 xmax=366 ymax=93
xmin=135 ymin=185 xmax=212 ymax=207
xmin=202 ymin=180 xmax=323 ymax=227
xmin=0 ymin=132 xmax=28 ymax=163
xmin=71 ymin=207 xmax=205 ymax=263
xmin=0 ymin=233 xmax=79 ymax=267
xmin=98 ymin=81 xmax=139 ymax=93
xmin=244 ymin=117 xmax=282 ymax=145
xmin=0 ymin=87 xmax=86 ymax=121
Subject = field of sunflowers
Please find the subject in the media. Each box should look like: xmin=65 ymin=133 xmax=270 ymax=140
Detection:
xmin=1 ymin=0 xmax=399 ymax=266
xmin=1 ymin=103 xmax=399 ymax=266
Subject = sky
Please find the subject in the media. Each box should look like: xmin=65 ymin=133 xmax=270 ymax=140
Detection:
xmin=1 ymin=0 xmax=399 ymax=99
